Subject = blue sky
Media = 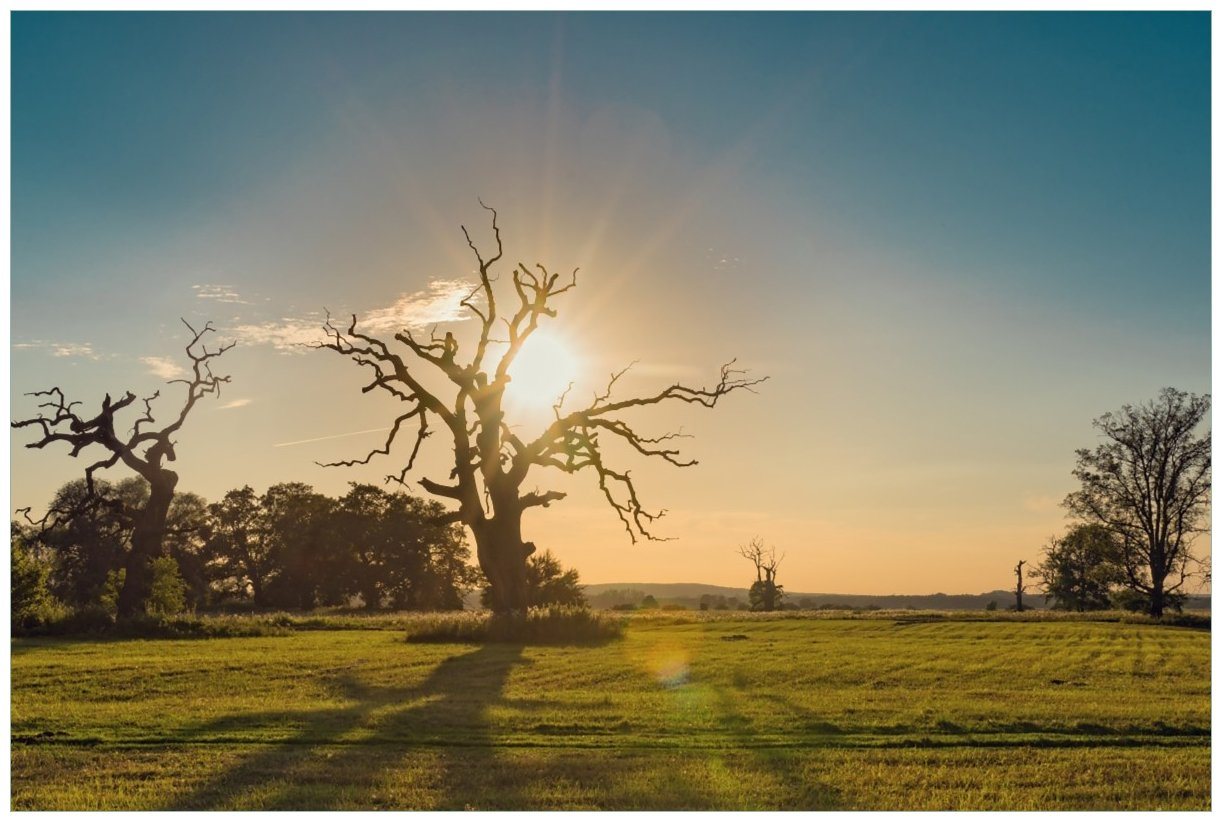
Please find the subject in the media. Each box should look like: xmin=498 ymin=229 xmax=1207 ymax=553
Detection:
xmin=10 ymin=12 xmax=1210 ymax=592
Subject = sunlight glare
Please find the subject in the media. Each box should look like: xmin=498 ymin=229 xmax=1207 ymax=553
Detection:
xmin=505 ymin=330 xmax=582 ymax=408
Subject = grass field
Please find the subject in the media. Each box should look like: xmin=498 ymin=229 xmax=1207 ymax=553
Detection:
xmin=10 ymin=613 xmax=1211 ymax=810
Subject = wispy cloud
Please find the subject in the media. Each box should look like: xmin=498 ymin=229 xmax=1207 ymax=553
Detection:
xmin=13 ymin=340 xmax=100 ymax=360
xmin=272 ymin=426 xmax=389 ymax=448
xmin=232 ymin=279 xmax=474 ymax=353
xmin=193 ymin=284 xmax=251 ymax=305
xmin=359 ymin=279 xmax=473 ymax=332
xmin=141 ymin=356 xmax=187 ymax=380
xmin=231 ymin=314 xmax=327 ymax=352
xmin=218 ymin=398 xmax=252 ymax=410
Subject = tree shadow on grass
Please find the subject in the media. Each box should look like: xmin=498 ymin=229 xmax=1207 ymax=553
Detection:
xmin=170 ymin=643 xmax=528 ymax=810
xmin=704 ymin=684 xmax=844 ymax=810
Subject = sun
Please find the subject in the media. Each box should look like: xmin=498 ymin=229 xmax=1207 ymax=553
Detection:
xmin=505 ymin=330 xmax=582 ymax=408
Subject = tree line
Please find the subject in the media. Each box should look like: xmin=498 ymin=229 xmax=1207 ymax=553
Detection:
xmin=11 ymin=211 xmax=764 ymax=618
xmin=12 ymin=478 xmax=586 ymax=626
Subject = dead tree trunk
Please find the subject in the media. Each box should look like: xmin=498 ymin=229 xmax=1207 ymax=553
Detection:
xmin=1014 ymin=560 xmax=1027 ymax=613
xmin=320 ymin=205 xmax=765 ymax=614
xmin=473 ymin=518 xmax=534 ymax=614
xmin=116 ymin=471 xmax=177 ymax=618
xmin=739 ymin=537 xmax=784 ymax=612
xmin=12 ymin=320 xmax=232 ymax=618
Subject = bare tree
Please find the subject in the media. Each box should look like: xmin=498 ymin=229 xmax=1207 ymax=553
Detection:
xmin=319 ymin=205 xmax=765 ymax=613
xmin=1064 ymin=388 xmax=1210 ymax=618
xmin=11 ymin=320 xmax=233 ymax=617
xmin=738 ymin=536 xmax=784 ymax=612
xmin=1014 ymin=559 xmax=1027 ymax=613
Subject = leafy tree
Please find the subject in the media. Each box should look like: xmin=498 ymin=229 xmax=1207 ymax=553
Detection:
xmin=99 ymin=568 xmax=126 ymax=618
xmin=146 ymin=556 xmax=188 ymax=616
xmin=11 ymin=321 xmax=233 ymax=616
xmin=332 ymin=483 xmax=397 ymax=609
xmin=1109 ymin=586 xmax=1187 ymax=614
xmin=1064 ymin=388 xmax=1210 ymax=617
xmin=34 ymin=478 xmax=133 ymax=606
xmin=480 ymin=549 xmax=585 ymax=609
xmin=12 ymin=524 xmax=57 ymax=629
xmin=164 ymin=491 xmax=212 ymax=609
xmin=260 ymin=482 xmax=338 ymax=609
xmin=1033 ymin=525 xmax=1125 ymax=611
xmin=405 ymin=502 xmax=480 ymax=611
xmin=206 ymin=486 xmax=274 ymax=606
xmin=525 ymin=550 xmax=585 ymax=607
xmin=320 ymin=206 xmax=764 ymax=613
xmin=640 ymin=594 xmax=659 ymax=610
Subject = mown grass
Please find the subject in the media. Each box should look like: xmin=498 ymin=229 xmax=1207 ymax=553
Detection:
xmin=10 ymin=614 xmax=1210 ymax=810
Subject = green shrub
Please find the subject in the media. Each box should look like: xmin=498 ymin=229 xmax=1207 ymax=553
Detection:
xmin=99 ymin=568 xmax=125 ymax=618
xmin=147 ymin=557 xmax=188 ymax=616
xmin=405 ymin=605 xmax=625 ymax=645
xmin=11 ymin=536 xmax=61 ymax=630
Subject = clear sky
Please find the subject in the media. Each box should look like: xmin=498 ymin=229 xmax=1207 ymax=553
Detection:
xmin=10 ymin=12 xmax=1211 ymax=594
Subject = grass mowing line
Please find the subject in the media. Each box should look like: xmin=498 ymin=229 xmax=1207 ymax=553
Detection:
xmin=14 ymin=729 xmax=1210 ymax=750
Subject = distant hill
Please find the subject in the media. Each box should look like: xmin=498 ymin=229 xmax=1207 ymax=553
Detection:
xmin=581 ymin=582 xmax=1211 ymax=612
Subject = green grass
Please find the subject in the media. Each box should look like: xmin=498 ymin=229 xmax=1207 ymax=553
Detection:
xmin=11 ymin=613 xmax=1210 ymax=810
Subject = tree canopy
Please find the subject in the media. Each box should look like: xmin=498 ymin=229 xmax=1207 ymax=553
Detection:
xmin=1064 ymin=388 xmax=1210 ymax=618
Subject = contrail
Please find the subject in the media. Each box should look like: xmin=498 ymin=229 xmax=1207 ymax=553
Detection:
xmin=272 ymin=427 xmax=390 ymax=448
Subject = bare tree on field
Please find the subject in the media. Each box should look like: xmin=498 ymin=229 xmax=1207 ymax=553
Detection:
xmin=1014 ymin=559 xmax=1027 ymax=613
xmin=11 ymin=320 xmax=234 ymax=617
xmin=319 ymin=205 xmax=766 ymax=614
xmin=1064 ymin=388 xmax=1211 ymax=618
xmin=739 ymin=536 xmax=784 ymax=611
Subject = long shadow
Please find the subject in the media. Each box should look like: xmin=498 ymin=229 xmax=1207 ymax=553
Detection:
xmin=707 ymin=682 xmax=843 ymax=810
xmin=170 ymin=643 xmax=526 ymax=810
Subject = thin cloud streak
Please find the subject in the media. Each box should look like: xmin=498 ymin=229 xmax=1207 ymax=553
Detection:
xmin=13 ymin=340 xmax=101 ymax=360
xmin=272 ymin=426 xmax=390 ymax=448
xmin=218 ymin=398 xmax=252 ymax=410
xmin=230 ymin=314 xmax=326 ymax=352
xmin=193 ymin=284 xmax=251 ymax=304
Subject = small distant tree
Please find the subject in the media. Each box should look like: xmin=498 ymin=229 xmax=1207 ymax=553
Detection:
xmin=1014 ymin=559 xmax=1028 ymax=613
xmin=985 ymin=600 xmax=998 ymax=612
xmin=11 ymin=320 xmax=233 ymax=617
xmin=1033 ymin=525 xmax=1125 ymax=612
xmin=1064 ymin=388 xmax=1210 ymax=618
xmin=739 ymin=537 xmax=784 ymax=611
xmin=641 ymin=594 xmax=659 ymax=610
